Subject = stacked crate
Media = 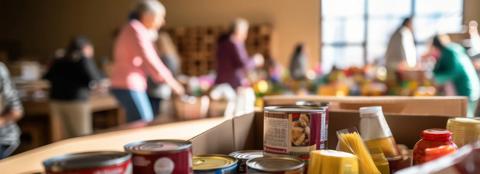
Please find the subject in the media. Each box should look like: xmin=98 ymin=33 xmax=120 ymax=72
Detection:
xmin=166 ymin=24 xmax=272 ymax=76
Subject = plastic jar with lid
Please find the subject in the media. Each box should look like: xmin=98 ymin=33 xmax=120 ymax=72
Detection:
xmin=412 ymin=129 xmax=457 ymax=165
xmin=446 ymin=117 xmax=480 ymax=147
xmin=359 ymin=106 xmax=400 ymax=158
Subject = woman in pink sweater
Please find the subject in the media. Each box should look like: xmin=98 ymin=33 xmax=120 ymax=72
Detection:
xmin=110 ymin=0 xmax=184 ymax=122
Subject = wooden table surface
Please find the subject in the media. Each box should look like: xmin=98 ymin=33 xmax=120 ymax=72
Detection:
xmin=0 ymin=117 xmax=228 ymax=174
xmin=23 ymin=93 xmax=119 ymax=116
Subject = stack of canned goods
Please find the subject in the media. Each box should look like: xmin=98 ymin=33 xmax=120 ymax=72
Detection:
xmin=43 ymin=139 xmax=193 ymax=174
xmin=41 ymin=103 xmax=328 ymax=174
xmin=191 ymin=150 xmax=304 ymax=174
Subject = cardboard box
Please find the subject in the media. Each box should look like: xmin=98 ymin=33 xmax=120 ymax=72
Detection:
xmin=174 ymin=96 xmax=210 ymax=120
xmin=263 ymin=96 xmax=468 ymax=117
xmin=0 ymin=117 xmax=229 ymax=173
xmin=0 ymin=110 xmax=456 ymax=173
xmin=190 ymin=110 xmax=455 ymax=155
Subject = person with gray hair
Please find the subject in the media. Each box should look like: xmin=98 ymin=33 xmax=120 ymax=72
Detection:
xmin=214 ymin=18 xmax=264 ymax=89
xmin=110 ymin=0 xmax=185 ymax=123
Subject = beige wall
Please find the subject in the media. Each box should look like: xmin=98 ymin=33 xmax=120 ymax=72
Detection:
xmin=1 ymin=0 xmax=321 ymax=67
xmin=464 ymin=0 xmax=480 ymax=23
xmin=161 ymin=0 xmax=320 ymax=67
xmin=0 ymin=0 xmax=134 ymax=60
xmin=1 ymin=0 xmax=479 ymax=67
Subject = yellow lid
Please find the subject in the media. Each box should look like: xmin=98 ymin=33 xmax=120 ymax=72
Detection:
xmin=309 ymin=150 xmax=359 ymax=174
xmin=193 ymin=155 xmax=237 ymax=171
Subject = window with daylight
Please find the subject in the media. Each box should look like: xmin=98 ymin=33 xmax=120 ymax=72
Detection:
xmin=321 ymin=0 xmax=464 ymax=73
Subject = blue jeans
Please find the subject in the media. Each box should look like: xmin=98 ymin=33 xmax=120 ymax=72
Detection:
xmin=111 ymin=89 xmax=154 ymax=123
xmin=148 ymin=96 xmax=162 ymax=118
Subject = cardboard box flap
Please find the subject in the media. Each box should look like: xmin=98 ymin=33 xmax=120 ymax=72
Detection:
xmin=190 ymin=113 xmax=261 ymax=155
xmin=190 ymin=119 xmax=235 ymax=155
xmin=263 ymin=96 xmax=467 ymax=116
xmin=232 ymin=113 xmax=263 ymax=151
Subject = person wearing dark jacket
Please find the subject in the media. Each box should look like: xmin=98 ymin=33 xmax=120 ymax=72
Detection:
xmin=289 ymin=43 xmax=308 ymax=81
xmin=44 ymin=36 xmax=102 ymax=140
xmin=214 ymin=18 xmax=264 ymax=89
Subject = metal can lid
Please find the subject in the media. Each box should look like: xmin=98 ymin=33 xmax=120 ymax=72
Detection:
xmin=246 ymin=156 xmax=304 ymax=172
xmin=193 ymin=154 xmax=238 ymax=171
xmin=124 ymin=139 xmax=192 ymax=155
xmin=229 ymin=150 xmax=264 ymax=160
xmin=295 ymin=101 xmax=329 ymax=107
xmin=264 ymin=106 xmax=326 ymax=113
xmin=43 ymin=151 xmax=131 ymax=172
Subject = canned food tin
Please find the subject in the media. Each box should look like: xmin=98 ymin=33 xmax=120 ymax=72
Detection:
xmin=263 ymin=106 xmax=328 ymax=159
xmin=193 ymin=154 xmax=238 ymax=174
xmin=43 ymin=151 xmax=132 ymax=174
xmin=124 ymin=139 xmax=192 ymax=174
xmin=246 ymin=156 xmax=304 ymax=174
xmin=229 ymin=150 xmax=264 ymax=173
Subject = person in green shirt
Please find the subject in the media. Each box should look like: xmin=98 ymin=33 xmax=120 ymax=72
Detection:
xmin=430 ymin=34 xmax=480 ymax=117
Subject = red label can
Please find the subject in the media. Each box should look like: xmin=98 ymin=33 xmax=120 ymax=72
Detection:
xmin=124 ymin=139 xmax=193 ymax=174
xmin=43 ymin=151 xmax=132 ymax=174
xmin=263 ymin=105 xmax=328 ymax=159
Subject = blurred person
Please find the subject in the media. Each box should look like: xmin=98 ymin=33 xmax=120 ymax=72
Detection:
xmin=214 ymin=18 xmax=264 ymax=89
xmin=428 ymin=34 xmax=480 ymax=117
xmin=385 ymin=17 xmax=417 ymax=80
xmin=289 ymin=43 xmax=308 ymax=81
xmin=468 ymin=20 xmax=480 ymax=57
xmin=147 ymin=32 xmax=181 ymax=117
xmin=110 ymin=0 xmax=184 ymax=123
xmin=0 ymin=62 xmax=22 ymax=159
xmin=44 ymin=36 xmax=102 ymax=140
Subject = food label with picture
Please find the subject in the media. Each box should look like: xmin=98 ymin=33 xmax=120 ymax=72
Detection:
xmin=264 ymin=106 xmax=328 ymax=158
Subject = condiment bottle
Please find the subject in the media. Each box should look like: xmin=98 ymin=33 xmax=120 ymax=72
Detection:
xmin=424 ymin=145 xmax=456 ymax=162
xmin=368 ymin=147 xmax=390 ymax=174
xmin=412 ymin=129 xmax=457 ymax=165
xmin=359 ymin=106 xmax=400 ymax=158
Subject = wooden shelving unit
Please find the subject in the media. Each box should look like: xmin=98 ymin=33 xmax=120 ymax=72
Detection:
xmin=166 ymin=24 xmax=273 ymax=76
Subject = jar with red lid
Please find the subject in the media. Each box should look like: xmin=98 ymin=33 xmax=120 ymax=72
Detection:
xmin=412 ymin=129 xmax=457 ymax=165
